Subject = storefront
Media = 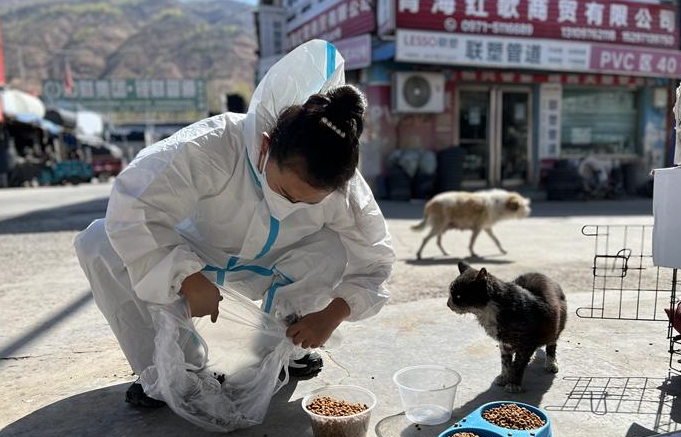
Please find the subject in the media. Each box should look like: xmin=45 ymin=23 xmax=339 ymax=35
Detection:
xmin=454 ymin=83 xmax=533 ymax=187
xmin=1 ymin=88 xmax=48 ymax=186
xmin=259 ymin=0 xmax=681 ymax=193
xmin=375 ymin=0 xmax=679 ymax=189
xmin=45 ymin=107 xmax=77 ymax=161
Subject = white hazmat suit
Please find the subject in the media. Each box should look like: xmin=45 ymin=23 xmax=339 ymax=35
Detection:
xmin=75 ymin=40 xmax=395 ymax=374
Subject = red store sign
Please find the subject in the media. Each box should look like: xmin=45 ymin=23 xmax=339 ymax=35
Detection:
xmin=396 ymin=0 xmax=678 ymax=49
xmin=590 ymin=44 xmax=681 ymax=76
xmin=286 ymin=0 xmax=375 ymax=50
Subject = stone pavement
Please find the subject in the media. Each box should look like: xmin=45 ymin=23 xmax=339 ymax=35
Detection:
xmin=1 ymin=294 xmax=677 ymax=437
xmin=0 ymin=184 xmax=676 ymax=437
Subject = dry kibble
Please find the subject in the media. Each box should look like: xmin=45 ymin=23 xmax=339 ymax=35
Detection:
xmin=481 ymin=404 xmax=545 ymax=430
xmin=307 ymin=396 xmax=368 ymax=417
xmin=306 ymin=396 xmax=371 ymax=437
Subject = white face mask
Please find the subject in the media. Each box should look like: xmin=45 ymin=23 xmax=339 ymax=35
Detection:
xmin=261 ymin=154 xmax=309 ymax=220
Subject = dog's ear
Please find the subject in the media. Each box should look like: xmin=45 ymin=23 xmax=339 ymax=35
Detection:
xmin=476 ymin=268 xmax=488 ymax=282
xmin=506 ymin=197 xmax=520 ymax=211
xmin=458 ymin=261 xmax=470 ymax=274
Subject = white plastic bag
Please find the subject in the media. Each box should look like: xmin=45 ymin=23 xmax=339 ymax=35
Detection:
xmin=139 ymin=285 xmax=296 ymax=433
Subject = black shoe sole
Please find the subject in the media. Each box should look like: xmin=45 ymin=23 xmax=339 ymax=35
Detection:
xmin=125 ymin=383 xmax=166 ymax=408
xmin=288 ymin=360 xmax=323 ymax=378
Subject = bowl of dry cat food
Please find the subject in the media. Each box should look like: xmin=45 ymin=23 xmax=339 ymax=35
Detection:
xmin=438 ymin=402 xmax=551 ymax=437
xmin=440 ymin=430 xmax=506 ymax=437
xmin=302 ymin=385 xmax=377 ymax=437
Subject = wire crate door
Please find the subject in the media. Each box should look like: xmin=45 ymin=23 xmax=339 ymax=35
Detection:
xmin=578 ymin=225 xmax=677 ymax=322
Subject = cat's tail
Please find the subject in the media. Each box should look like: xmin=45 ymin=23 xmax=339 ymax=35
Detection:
xmin=411 ymin=204 xmax=431 ymax=231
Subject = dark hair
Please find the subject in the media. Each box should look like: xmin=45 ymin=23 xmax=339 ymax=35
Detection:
xmin=268 ymin=84 xmax=366 ymax=191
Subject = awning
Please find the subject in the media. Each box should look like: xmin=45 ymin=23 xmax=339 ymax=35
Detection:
xmin=105 ymin=143 xmax=123 ymax=159
xmin=14 ymin=113 xmax=41 ymax=124
xmin=45 ymin=108 xmax=77 ymax=129
xmin=78 ymin=134 xmax=123 ymax=159
xmin=76 ymin=133 xmax=105 ymax=147
xmin=6 ymin=111 xmax=62 ymax=134
xmin=76 ymin=110 xmax=104 ymax=136
xmin=40 ymin=119 xmax=63 ymax=135
xmin=1 ymin=89 xmax=46 ymax=119
xmin=372 ymin=40 xmax=395 ymax=62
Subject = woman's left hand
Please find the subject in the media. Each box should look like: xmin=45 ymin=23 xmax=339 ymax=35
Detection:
xmin=286 ymin=298 xmax=350 ymax=349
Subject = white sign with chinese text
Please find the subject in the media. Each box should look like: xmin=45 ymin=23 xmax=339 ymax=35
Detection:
xmin=539 ymin=83 xmax=562 ymax=159
xmin=396 ymin=29 xmax=592 ymax=71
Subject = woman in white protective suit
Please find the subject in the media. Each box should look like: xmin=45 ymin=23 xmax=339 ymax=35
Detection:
xmin=74 ymin=40 xmax=394 ymax=408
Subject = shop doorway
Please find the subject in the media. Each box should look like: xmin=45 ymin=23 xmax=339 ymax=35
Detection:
xmin=456 ymin=86 xmax=533 ymax=187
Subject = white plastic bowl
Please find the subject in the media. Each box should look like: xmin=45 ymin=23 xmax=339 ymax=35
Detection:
xmin=302 ymin=385 xmax=377 ymax=437
xmin=393 ymin=364 xmax=462 ymax=425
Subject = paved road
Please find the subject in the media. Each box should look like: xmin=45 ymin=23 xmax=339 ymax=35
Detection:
xmin=0 ymin=185 xmax=655 ymax=360
xmin=0 ymin=185 xmax=664 ymax=436
xmin=0 ymin=183 xmax=654 ymax=304
xmin=0 ymin=183 xmax=112 ymax=222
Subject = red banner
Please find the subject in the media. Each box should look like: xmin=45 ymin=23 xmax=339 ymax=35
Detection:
xmin=590 ymin=44 xmax=681 ymax=77
xmin=449 ymin=70 xmax=657 ymax=86
xmin=396 ymin=0 xmax=678 ymax=49
xmin=286 ymin=0 xmax=375 ymax=50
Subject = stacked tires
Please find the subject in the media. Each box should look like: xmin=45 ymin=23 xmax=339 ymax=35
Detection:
xmin=386 ymin=165 xmax=412 ymax=201
xmin=386 ymin=147 xmax=466 ymax=200
xmin=436 ymin=147 xmax=465 ymax=193
xmin=546 ymin=160 xmax=582 ymax=200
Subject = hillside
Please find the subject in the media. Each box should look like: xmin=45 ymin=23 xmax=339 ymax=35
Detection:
xmin=0 ymin=0 xmax=257 ymax=113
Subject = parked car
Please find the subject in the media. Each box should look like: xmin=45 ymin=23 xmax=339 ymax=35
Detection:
xmin=90 ymin=143 xmax=126 ymax=181
xmin=51 ymin=159 xmax=93 ymax=185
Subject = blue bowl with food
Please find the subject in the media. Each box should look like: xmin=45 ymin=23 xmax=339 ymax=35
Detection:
xmin=439 ymin=401 xmax=551 ymax=437
xmin=439 ymin=427 xmax=505 ymax=437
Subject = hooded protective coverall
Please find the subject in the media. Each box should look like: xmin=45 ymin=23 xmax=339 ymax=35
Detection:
xmin=74 ymin=40 xmax=395 ymax=374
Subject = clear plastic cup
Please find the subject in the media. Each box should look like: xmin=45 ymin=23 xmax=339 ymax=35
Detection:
xmin=393 ymin=364 xmax=462 ymax=425
xmin=302 ymin=385 xmax=377 ymax=437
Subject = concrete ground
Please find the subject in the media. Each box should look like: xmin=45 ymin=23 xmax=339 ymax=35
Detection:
xmin=0 ymin=183 xmax=678 ymax=437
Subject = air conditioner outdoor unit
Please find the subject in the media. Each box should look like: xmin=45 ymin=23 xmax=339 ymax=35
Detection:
xmin=392 ymin=72 xmax=445 ymax=113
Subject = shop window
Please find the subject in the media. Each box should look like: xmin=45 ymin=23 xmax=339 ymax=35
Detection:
xmin=273 ymin=21 xmax=283 ymax=54
xmin=561 ymin=89 xmax=638 ymax=156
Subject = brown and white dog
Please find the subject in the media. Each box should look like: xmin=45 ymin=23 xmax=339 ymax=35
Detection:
xmin=412 ymin=189 xmax=531 ymax=259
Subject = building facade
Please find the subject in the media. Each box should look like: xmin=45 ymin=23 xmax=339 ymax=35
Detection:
xmin=256 ymin=0 xmax=680 ymax=192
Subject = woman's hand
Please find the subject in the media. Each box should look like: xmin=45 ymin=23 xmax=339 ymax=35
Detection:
xmin=286 ymin=298 xmax=350 ymax=349
xmin=181 ymin=272 xmax=223 ymax=323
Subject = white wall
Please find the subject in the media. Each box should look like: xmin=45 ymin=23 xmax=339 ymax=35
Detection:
xmin=258 ymin=5 xmax=286 ymax=59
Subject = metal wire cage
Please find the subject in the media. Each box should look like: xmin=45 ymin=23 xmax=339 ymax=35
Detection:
xmin=667 ymin=269 xmax=681 ymax=374
xmin=545 ymin=224 xmax=681 ymax=433
xmin=578 ymin=225 xmax=678 ymax=322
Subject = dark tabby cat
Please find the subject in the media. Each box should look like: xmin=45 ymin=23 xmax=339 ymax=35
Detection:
xmin=448 ymin=262 xmax=567 ymax=393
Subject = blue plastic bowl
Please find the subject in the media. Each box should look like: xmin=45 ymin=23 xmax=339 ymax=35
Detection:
xmin=438 ymin=401 xmax=552 ymax=437
xmin=439 ymin=427 xmax=505 ymax=437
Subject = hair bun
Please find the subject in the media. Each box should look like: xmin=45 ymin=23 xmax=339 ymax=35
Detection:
xmin=302 ymin=94 xmax=330 ymax=111
xmin=325 ymin=85 xmax=366 ymax=122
